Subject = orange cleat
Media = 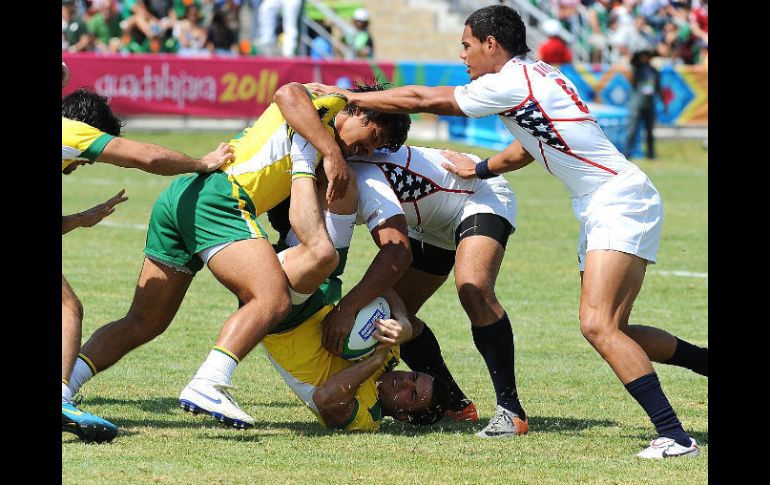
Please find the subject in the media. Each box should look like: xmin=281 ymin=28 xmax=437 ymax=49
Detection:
xmin=445 ymin=401 xmax=479 ymax=422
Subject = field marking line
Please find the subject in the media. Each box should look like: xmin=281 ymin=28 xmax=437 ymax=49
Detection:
xmin=650 ymin=270 xmax=708 ymax=279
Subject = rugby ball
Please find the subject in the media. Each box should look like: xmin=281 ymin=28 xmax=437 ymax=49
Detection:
xmin=340 ymin=296 xmax=391 ymax=361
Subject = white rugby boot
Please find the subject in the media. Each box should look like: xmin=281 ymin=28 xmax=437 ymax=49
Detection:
xmin=179 ymin=379 xmax=255 ymax=429
xmin=636 ymin=437 xmax=700 ymax=459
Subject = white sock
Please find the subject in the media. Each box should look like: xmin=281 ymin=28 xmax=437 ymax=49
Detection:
xmin=193 ymin=348 xmax=239 ymax=385
xmin=68 ymin=356 xmax=95 ymax=395
xmin=284 ymin=211 xmax=356 ymax=249
xmin=62 ymin=381 xmax=73 ymax=404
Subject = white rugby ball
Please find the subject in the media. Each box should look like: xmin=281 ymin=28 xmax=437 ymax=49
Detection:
xmin=340 ymin=296 xmax=391 ymax=361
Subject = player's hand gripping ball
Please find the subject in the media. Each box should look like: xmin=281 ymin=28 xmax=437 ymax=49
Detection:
xmin=340 ymin=297 xmax=391 ymax=361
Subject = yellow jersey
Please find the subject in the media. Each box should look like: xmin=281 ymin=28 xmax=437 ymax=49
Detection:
xmin=61 ymin=117 xmax=115 ymax=172
xmin=223 ymin=92 xmax=347 ymax=215
xmin=262 ymin=304 xmax=399 ymax=432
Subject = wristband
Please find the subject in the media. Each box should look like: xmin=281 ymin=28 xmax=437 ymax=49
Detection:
xmin=475 ymin=158 xmax=495 ymax=179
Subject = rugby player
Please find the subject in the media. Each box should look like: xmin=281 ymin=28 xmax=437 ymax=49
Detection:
xmin=61 ymin=88 xmax=233 ymax=443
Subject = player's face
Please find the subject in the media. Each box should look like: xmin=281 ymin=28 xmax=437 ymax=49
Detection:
xmin=460 ymin=25 xmax=495 ymax=80
xmin=379 ymin=371 xmax=434 ymax=419
xmin=336 ymin=111 xmax=386 ymax=158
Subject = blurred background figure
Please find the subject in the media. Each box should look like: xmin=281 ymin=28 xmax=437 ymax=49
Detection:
xmin=537 ymin=18 xmax=572 ymax=64
xmin=207 ymin=9 xmax=239 ymax=55
xmin=344 ymin=7 xmax=374 ymax=59
xmin=624 ymin=49 xmax=664 ymax=160
xmin=609 ymin=13 xmax=655 ymax=65
xmin=258 ymin=0 xmax=305 ymax=57
xmin=63 ymin=0 xmax=94 ymax=52
xmin=309 ymin=20 xmax=335 ymax=60
xmin=86 ymin=0 xmax=123 ymax=53
xmin=173 ymin=2 xmax=209 ymax=56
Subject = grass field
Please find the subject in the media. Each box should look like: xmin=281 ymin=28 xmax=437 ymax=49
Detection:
xmin=62 ymin=132 xmax=708 ymax=484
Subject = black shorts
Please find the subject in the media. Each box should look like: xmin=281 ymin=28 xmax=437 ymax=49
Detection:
xmin=410 ymin=213 xmax=514 ymax=276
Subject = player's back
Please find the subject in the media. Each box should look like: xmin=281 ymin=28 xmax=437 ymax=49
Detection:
xmin=350 ymin=144 xmax=480 ymax=221
xmin=222 ymin=93 xmax=346 ymax=214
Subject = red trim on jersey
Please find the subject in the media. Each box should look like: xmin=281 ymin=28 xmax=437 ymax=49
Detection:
xmin=413 ymin=201 xmax=422 ymax=226
xmin=364 ymin=161 xmax=475 ymax=196
xmin=405 ymin=145 xmax=412 ymax=168
xmin=522 ymin=65 xmax=617 ymax=176
xmin=538 ymin=141 xmax=553 ymax=174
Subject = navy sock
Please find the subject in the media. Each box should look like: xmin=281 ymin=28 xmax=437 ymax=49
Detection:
xmin=663 ymin=338 xmax=708 ymax=377
xmin=471 ymin=313 xmax=525 ymax=419
xmin=399 ymin=323 xmax=470 ymax=411
xmin=625 ymin=373 xmax=690 ymax=447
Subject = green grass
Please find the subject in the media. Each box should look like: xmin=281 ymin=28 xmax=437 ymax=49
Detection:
xmin=62 ymin=133 xmax=708 ymax=484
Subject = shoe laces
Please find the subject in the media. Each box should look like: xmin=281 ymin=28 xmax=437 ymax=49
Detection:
xmin=487 ymin=409 xmax=515 ymax=430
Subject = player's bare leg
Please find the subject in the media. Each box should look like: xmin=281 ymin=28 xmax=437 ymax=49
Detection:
xmin=62 ymin=275 xmax=83 ymax=389
xmin=80 ymin=257 xmax=194 ymax=371
xmin=455 ymin=234 xmax=527 ymax=436
xmin=180 ymin=238 xmax=291 ymax=429
xmin=278 ymin=170 xmax=355 ymax=294
xmin=580 ymin=249 xmax=698 ymax=457
xmin=208 ymin=239 xmax=291 ymax=358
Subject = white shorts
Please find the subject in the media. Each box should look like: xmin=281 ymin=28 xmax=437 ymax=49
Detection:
xmin=573 ymin=166 xmax=663 ymax=272
xmin=407 ymin=176 xmax=518 ymax=250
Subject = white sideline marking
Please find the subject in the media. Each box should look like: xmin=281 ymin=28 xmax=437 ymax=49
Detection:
xmin=651 ymin=270 xmax=708 ymax=279
xmin=100 ymin=220 xmax=149 ymax=230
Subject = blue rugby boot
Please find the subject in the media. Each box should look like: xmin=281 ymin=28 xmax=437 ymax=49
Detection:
xmin=62 ymin=401 xmax=119 ymax=443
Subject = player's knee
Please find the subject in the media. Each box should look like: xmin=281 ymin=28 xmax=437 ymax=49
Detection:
xmin=457 ymin=281 xmax=495 ymax=312
xmin=240 ymin=289 xmax=291 ymax=323
xmin=312 ymin=241 xmax=339 ymax=274
xmin=579 ymin=311 xmax=612 ymax=347
xmin=62 ymin=294 xmax=84 ymax=322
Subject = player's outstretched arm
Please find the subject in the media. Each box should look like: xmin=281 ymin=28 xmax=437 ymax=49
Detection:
xmin=97 ymin=138 xmax=234 ymax=175
xmin=321 ymin=215 xmax=412 ymax=354
xmin=441 ymin=140 xmax=535 ymax=179
xmin=312 ymin=346 xmax=391 ymax=428
xmin=307 ymin=83 xmax=464 ymax=116
xmin=62 ymin=189 xmax=128 ymax=234
xmin=274 ymin=82 xmax=349 ymax=203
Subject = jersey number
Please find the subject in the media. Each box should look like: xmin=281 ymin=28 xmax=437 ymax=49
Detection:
xmin=555 ymin=78 xmax=589 ymax=114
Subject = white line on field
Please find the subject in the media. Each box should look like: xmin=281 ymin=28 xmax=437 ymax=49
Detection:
xmin=100 ymin=220 xmax=149 ymax=230
xmin=651 ymin=270 xmax=708 ymax=279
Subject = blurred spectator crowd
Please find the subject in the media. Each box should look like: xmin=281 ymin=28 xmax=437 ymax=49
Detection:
xmin=62 ymin=0 xmax=375 ymax=60
xmin=535 ymin=0 xmax=708 ymax=65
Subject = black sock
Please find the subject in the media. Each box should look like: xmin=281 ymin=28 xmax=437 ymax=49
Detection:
xmin=625 ymin=373 xmax=690 ymax=447
xmin=471 ymin=313 xmax=525 ymax=419
xmin=663 ymin=337 xmax=708 ymax=376
xmin=399 ymin=323 xmax=470 ymax=411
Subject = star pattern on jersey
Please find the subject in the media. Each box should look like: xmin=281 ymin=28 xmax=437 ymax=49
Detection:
xmin=376 ymin=163 xmax=440 ymax=203
xmin=503 ymin=99 xmax=566 ymax=151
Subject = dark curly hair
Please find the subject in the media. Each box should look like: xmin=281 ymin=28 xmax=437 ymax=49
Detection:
xmin=405 ymin=373 xmax=451 ymax=426
xmin=346 ymin=81 xmax=410 ymax=152
xmin=62 ymin=88 xmax=124 ymax=137
xmin=465 ymin=5 xmax=530 ymax=58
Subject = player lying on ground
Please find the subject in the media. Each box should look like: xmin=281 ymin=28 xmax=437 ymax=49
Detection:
xmin=320 ymin=143 xmax=526 ymax=437
xmin=66 ymin=82 xmax=411 ymax=432
xmin=61 ymin=88 xmax=233 ymax=443
xmin=261 ymin=175 xmax=449 ymax=431
xmin=310 ymin=4 xmax=707 ymax=458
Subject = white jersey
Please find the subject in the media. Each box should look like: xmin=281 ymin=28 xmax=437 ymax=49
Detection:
xmin=350 ymin=145 xmax=517 ymax=250
xmin=454 ymin=56 xmax=634 ymax=198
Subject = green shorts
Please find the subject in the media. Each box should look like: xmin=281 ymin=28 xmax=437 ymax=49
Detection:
xmin=144 ymin=171 xmax=267 ymax=274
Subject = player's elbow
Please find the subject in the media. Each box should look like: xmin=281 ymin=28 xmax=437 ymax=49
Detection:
xmin=273 ymin=82 xmax=306 ymax=105
xmin=381 ymin=242 xmax=412 ymax=274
